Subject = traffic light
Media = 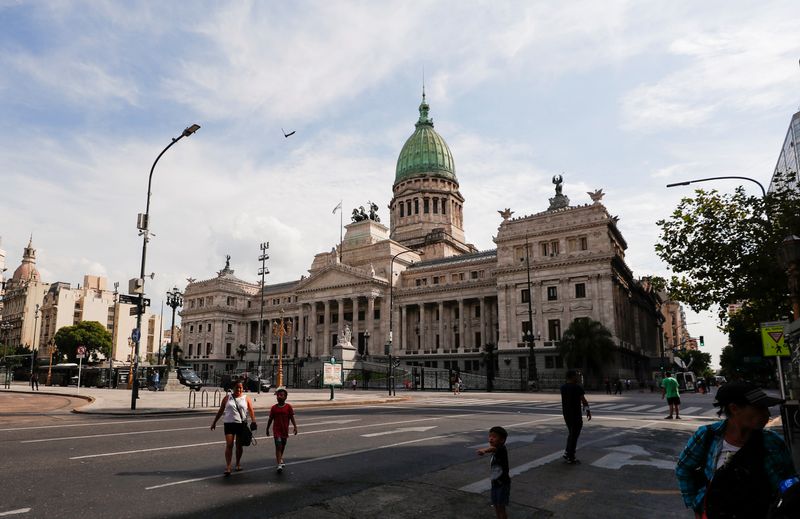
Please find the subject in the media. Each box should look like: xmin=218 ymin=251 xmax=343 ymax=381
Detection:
xmin=699 ymin=335 xmax=705 ymax=347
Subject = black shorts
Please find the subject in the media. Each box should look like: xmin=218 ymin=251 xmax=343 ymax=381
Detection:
xmin=491 ymin=482 xmax=510 ymax=506
xmin=667 ymin=396 xmax=681 ymax=405
xmin=223 ymin=422 xmax=246 ymax=437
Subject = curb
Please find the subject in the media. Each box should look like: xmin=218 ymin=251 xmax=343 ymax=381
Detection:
xmin=70 ymin=396 xmax=411 ymax=416
xmin=0 ymin=388 xmax=95 ymax=404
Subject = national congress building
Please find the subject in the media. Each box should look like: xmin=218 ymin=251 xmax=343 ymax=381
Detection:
xmin=180 ymin=94 xmax=664 ymax=387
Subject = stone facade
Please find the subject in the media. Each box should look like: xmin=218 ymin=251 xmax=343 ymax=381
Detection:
xmin=179 ymin=95 xmax=664 ymax=383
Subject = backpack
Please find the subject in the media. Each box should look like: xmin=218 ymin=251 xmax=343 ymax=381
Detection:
xmin=704 ymin=430 xmax=770 ymax=519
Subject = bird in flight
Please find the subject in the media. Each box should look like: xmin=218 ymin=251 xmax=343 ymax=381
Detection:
xmin=282 ymin=128 xmax=296 ymax=138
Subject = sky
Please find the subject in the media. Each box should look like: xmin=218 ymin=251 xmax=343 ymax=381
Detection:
xmin=2 ymin=1 xmax=799 ymax=368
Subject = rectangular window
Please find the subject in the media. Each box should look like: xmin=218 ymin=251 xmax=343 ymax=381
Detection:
xmin=227 ymin=323 xmax=233 ymax=333
xmin=374 ymin=308 xmax=381 ymax=320
xmin=547 ymin=286 xmax=558 ymax=301
xmin=406 ymin=200 xmax=412 ymax=215
xmin=318 ymin=315 xmax=324 ymax=324
xmin=475 ymin=331 xmax=481 ymax=347
xmin=470 ymin=271 xmax=479 ymax=279
xmin=189 ymin=325 xmax=194 ymax=333
xmin=580 ymin=237 xmax=588 ymax=250
xmin=548 ymin=319 xmax=561 ymax=341
xmin=441 ymin=199 xmax=446 ymax=214
xmin=358 ymin=310 xmax=365 ymax=321
xmin=550 ymin=240 xmax=559 ymax=255
xmin=575 ymin=283 xmax=586 ymax=298
xmin=423 ymin=198 xmax=429 ymax=213
xmin=414 ymin=199 xmax=419 ymax=214
xmin=522 ymin=320 xmax=532 ymax=338
xmin=206 ymin=343 xmax=212 ymax=355
xmin=433 ymin=198 xmax=439 ymax=213
xmin=207 ymin=323 xmax=212 ymax=332
xmin=188 ymin=344 xmax=193 ymax=356
xmin=433 ymin=276 xmax=439 ymax=285
xmin=521 ymin=289 xmax=530 ymax=303
xmin=540 ymin=243 xmax=548 ymax=256
xmin=225 ymin=343 xmax=232 ymax=356
xmin=400 ymin=203 xmax=405 ymax=217
xmin=475 ymin=305 xmax=480 ymax=318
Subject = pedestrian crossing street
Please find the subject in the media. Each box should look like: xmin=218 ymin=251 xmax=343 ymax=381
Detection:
xmin=414 ymin=396 xmax=721 ymax=418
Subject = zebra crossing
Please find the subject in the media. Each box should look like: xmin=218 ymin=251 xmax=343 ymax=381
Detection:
xmin=413 ymin=396 xmax=721 ymax=417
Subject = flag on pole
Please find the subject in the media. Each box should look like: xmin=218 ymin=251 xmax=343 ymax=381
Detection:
xmin=332 ymin=200 xmax=342 ymax=214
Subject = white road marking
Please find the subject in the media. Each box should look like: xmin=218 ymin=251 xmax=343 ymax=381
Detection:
xmin=145 ymin=434 xmax=452 ymax=490
xmin=361 ymin=426 xmax=437 ymax=437
xmin=69 ymin=414 xmax=476 ymax=460
xmin=145 ymin=416 xmax=563 ymax=490
xmin=0 ymin=416 xmax=202 ymax=432
xmin=22 ymin=426 xmax=209 ymax=443
xmin=625 ymin=405 xmax=657 ymax=412
xmin=459 ymin=421 xmax=658 ymax=493
xmin=679 ymin=407 xmax=703 ymax=415
xmin=600 ymin=404 xmax=636 ymax=410
xmin=468 ymin=434 xmax=536 ymax=449
xmin=0 ymin=509 xmax=31 ymax=516
xmin=591 ymin=444 xmax=674 ymax=470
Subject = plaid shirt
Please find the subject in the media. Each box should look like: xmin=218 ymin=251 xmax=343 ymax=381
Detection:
xmin=675 ymin=420 xmax=796 ymax=512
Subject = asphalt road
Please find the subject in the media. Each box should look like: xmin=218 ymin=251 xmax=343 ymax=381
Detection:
xmin=0 ymin=391 xmax=729 ymax=518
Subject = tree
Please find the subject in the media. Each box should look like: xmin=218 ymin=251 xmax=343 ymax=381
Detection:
xmin=481 ymin=343 xmax=497 ymax=392
xmin=674 ymin=349 xmax=712 ymax=378
xmin=53 ymin=321 xmax=112 ymax=363
xmin=718 ymin=310 xmax=775 ymax=385
xmin=236 ymin=344 xmax=247 ymax=369
xmin=557 ymin=318 xmax=616 ymax=387
xmin=655 ymin=176 xmax=800 ymax=325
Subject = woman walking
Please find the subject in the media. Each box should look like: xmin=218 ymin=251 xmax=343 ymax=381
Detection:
xmin=211 ymin=381 xmax=257 ymax=476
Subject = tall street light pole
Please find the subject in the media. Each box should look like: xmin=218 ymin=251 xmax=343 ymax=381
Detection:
xmin=523 ymin=236 xmax=539 ymax=388
xmin=272 ymin=309 xmax=292 ymax=387
xmin=387 ymin=249 xmax=423 ymax=396
xmin=131 ymin=124 xmax=200 ymax=410
xmin=165 ymin=286 xmax=183 ymax=372
xmin=666 ymin=176 xmax=766 ymax=198
xmin=257 ymin=242 xmax=269 ymax=394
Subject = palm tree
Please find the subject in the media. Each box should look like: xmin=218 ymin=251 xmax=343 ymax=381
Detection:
xmin=557 ymin=318 xmax=616 ymax=388
xmin=236 ymin=344 xmax=248 ymax=369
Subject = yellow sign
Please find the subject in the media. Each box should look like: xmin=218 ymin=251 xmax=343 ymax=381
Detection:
xmin=761 ymin=321 xmax=788 ymax=357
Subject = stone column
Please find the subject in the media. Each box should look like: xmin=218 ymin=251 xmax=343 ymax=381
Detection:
xmin=337 ymin=298 xmax=345 ymax=344
xmin=459 ymin=299 xmax=466 ymax=351
xmin=480 ymin=297 xmax=486 ymax=348
xmin=323 ymin=300 xmax=331 ymax=355
xmin=419 ymin=302 xmax=426 ymax=351
xmin=352 ymin=296 xmax=359 ymax=348
xmin=367 ymin=295 xmax=375 ymax=354
xmin=438 ymin=301 xmax=444 ymax=352
xmin=400 ymin=304 xmax=407 ymax=352
xmin=309 ymin=302 xmax=318 ymax=356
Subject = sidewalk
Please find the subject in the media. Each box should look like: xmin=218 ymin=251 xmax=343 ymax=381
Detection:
xmin=0 ymin=382 xmax=408 ymax=415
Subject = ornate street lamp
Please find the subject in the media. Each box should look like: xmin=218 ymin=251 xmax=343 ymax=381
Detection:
xmin=271 ymin=309 xmax=292 ymax=387
xmin=523 ymin=235 xmax=539 ymax=387
xmin=165 ymin=286 xmax=183 ymax=371
xmin=363 ymin=330 xmax=370 ymax=359
xmin=131 ymin=124 xmax=200 ymax=410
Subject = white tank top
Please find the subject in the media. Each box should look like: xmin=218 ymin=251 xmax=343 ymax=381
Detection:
xmin=223 ymin=395 xmax=249 ymax=423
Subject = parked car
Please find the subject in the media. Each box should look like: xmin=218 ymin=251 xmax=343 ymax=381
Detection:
xmin=176 ymin=367 xmax=203 ymax=390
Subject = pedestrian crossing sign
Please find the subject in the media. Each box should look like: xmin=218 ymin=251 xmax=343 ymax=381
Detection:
xmin=760 ymin=321 xmax=789 ymax=357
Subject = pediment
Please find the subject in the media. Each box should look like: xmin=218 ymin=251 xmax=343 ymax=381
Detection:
xmin=296 ymin=265 xmax=384 ymax=293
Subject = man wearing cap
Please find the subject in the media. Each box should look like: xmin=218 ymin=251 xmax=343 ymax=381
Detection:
xmin=675 ymin=382 xmax=797 ymax=518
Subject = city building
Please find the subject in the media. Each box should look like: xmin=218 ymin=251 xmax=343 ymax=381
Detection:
xmin=0 ymin=238 xmax=49 ymax=351
xmin=180 ymin=94 xmax=664 ymax=385
xmin=660 ymin=298 xmax=695 ymax=354
xmin=769 ymin=109 xmax=800 ymax=193
xmin=39 ymin=275 xmax=162 ymax=364
xmin=0 ymin=236 xmax=6 ymax=316
xmin=0 ymin=238 xmax=161 ymax=364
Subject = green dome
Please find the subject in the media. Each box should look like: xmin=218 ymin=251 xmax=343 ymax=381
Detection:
xmin=394 ymin=94 xmax=456 ymax=185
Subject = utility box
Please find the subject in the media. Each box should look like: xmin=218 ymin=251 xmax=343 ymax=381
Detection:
xmin=129 ymin=277 xmax=144 ymax=295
